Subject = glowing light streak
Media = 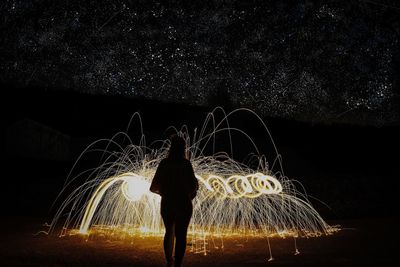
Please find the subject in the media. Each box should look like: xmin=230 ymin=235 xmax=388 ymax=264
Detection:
xmin=48 ymin=108 xmax=339 ymax=258
xmin=78 ymin=172 xmax=283 ymax=234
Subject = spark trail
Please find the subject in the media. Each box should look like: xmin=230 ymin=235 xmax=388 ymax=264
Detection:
xmin=48 ymin=108 xmax=338 ymax=257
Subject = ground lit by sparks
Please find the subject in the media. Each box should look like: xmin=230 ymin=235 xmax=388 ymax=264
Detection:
xmin=49 ymin=108 xmax=339 ymax=257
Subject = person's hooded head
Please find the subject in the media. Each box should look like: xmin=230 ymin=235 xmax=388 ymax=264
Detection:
xmin=168 ymin=134 xmax=187 ymax=160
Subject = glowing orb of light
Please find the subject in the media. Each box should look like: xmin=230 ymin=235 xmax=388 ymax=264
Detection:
xmin=121 ymin=176 xmax=150 ymax=201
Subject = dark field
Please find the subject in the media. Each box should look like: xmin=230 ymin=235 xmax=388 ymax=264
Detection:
xmin=1 ymin=217 xmax=398 ymax=267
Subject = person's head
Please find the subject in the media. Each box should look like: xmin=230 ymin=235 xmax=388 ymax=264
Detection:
xmin=168 ymin=134 xmax=187 ymax=160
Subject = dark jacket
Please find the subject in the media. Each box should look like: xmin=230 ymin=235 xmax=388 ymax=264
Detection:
xmin=150 ymin=157 xmax=199 ymax=201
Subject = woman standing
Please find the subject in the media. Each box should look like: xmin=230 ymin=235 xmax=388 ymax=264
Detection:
xmin=150 ymin=134 xmax=199 ymax=267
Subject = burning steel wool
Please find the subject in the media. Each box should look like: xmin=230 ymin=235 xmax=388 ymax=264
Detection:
xmin=48 ymin=108 xmax=338 ymax=258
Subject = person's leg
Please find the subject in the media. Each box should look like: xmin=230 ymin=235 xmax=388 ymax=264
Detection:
xmin=174 ymin=202 xmax=193 ymax=267
xmin=161 ymin=200 xmax=176 ymax=266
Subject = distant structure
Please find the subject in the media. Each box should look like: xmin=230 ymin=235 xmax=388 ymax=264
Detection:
xmin=6 ymin=118 xmax=70 ymax=161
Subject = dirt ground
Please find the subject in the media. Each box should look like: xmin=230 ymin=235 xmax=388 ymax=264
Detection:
xmin=0 ymin=217 xmax=398 ymax=267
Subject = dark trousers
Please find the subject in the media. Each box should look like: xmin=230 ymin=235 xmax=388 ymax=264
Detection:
xmin=161 ymin=198 xmax=193 ymax=266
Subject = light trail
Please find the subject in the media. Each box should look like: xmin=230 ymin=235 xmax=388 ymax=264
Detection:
xmin=48 ymin=108 xmax=338 ymax=258
xmin=78 ymin=171 xmax=283 ymax=235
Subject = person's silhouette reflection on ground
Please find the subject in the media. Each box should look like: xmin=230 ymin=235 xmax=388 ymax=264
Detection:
xmin=150 ymin=134 xmax=199 ymax=267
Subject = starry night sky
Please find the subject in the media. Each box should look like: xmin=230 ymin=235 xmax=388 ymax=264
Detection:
xmin=1 ymin=0 xmax=399 ymax=125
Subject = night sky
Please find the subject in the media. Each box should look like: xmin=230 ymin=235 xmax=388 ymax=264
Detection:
xmin=1 ymin=0 xmax=399 ymax=125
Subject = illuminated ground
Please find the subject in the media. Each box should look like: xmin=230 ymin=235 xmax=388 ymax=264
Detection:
xmin=1 ymin=217 xmax=398 ymax=266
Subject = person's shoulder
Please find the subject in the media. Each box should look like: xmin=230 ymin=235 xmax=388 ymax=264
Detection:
xmin=159 ymin=158 xmax=168 ymax=165
xmin=183 ymin=158 xmax=193 ymax=166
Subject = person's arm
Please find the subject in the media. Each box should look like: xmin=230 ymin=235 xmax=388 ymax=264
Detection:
xmin=186 ymin=161 xmax=199 ymax=199
xmin=150 ymin=160 xmax=164 ymax=195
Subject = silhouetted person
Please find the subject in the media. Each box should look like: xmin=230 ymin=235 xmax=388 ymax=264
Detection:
xmin=150 ymin=134 xmax=199 ymax=267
